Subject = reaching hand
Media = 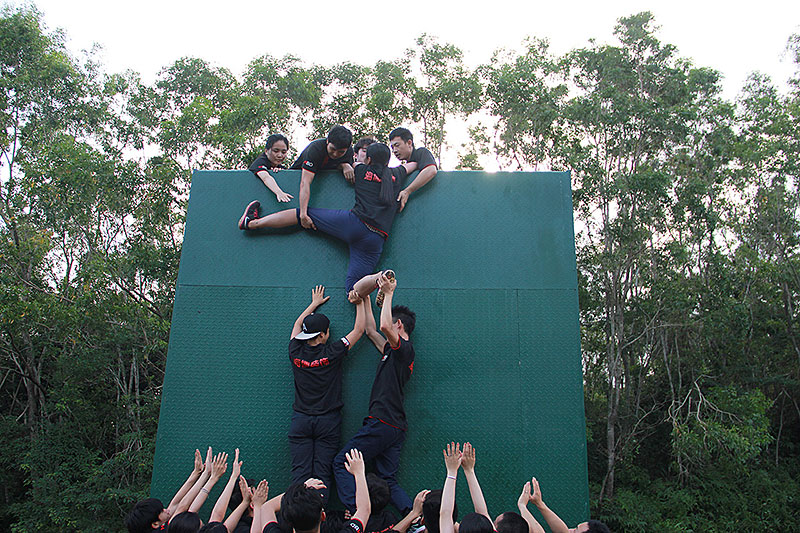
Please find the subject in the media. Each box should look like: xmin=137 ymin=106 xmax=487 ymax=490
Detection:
xmin=210 ymin=452 xmax=229 ymax=481
xmin=518 ymin=481 xmax=531 ymax=508
xmin=193 ymin=449 xmax=204 ymax=476
xmin=311 ymin=285 xmax=330 ymax=308
xmin=231 ymin=448 xmax=242 ymax=479
xmin=397 ymin=189 xmax=410 ymax=212
xmin=342 ymin=163 xmax=355 ymax=184
xmin=300 ymin=213 xmax=317 ymax=230
xmin=252 ymin=480 xmax=269 ymax=506
xmin=348 ymin=290 xmax=363 ymax=304
xmin=239 ymin=476 xmax=251 ymax=503
xmin=377 ymin=272 xmax=396 ymax=294
xmin=304 ymin=478 xmax=326 ymax=491
xmin=443 ymin=442 xmax=462 ymax=475
xmin=412 ymin=489 xmax=430 ymax=516
xmin=204 ymin=447 xmax=213 ymax=474
xmin=344 ymin=449 xmax=366 ymax=477
xmin=461 ymin=442 xmax=476 ymax=472
xmin=275 ymin=190 xmax=294 ymax=202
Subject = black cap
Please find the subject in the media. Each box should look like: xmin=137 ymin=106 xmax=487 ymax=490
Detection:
xmin=294 ymin=313 xmax=330 ymax=340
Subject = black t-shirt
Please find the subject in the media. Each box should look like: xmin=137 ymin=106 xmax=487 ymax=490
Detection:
xmin=232 ymin=516 xmax=253 ymax=533
xmin=351 ymin=165 xmax=408 ymax=237
xmin=408 ymin=147 xmax=437 ymax=170
xmin=290 ymin=139 xmax=354 ymax=173
xmin=368 ymin=337 xmax=415 ymax=431
xmin=289 ymin=337 xmax=350 ymax=415
xmin=250 ymin=153 xmax=286 ymax=174
xmin=264 ymin=519 xmax=364 ymax=533
xmin=366 ymin=509 xmax=398 ymax=533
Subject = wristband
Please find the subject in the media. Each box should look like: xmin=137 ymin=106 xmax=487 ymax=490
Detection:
xmin=201 ymin=488 xmax=210 ymax=494
xmin=446 ymin=475 xmax=456 ymax=480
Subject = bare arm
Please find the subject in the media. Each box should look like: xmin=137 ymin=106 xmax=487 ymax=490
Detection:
xmin=378 ymin=275 xmax=399 ymax=348
xmin=299 ymin=170 xmax=316 ymax=229
xmin=397 ymin=165 xmax=436 ymax=212
xmin=176 ymin=447 xmax=213 ymax=514
xmin=167 ymin=449 xmax=204 ymax=514
xmin=461 ymin=443 xmax=490 ymax=520
xmin=251 ymin=480 xmax=270 ymax=533
xmin=346 ymin=449 xmax=371 ymax=527
xmin=393 ymin=489 xmax=430 ymax=533
xmin=189 ymin=451 xmax=229 ymax=512
xmin=210 ymin=449 xmax=241 ymax=522
xmin=256 ymin=170 xmax=293 ymax=202
xmin=364 ymin=295 xmax=387 ymax=351
xmin=400 ymin=161 xmax=418 ymax=174
xmin=517 ymin=480 xmax=545 ymax=533
xmin=439 ymin=442 xmax=461 ymax=533
xmin=530 ymin=478 xmax=569 ymax=533
xmin=344 ymin=296 xmax=367 ymax=347
xmin=224 ymin=476 xmax=252 ymax=533
xmin=291 ymin=285 xmax=330 ymax=339
xmin=340 ymin=162 xmax=355 ymax=183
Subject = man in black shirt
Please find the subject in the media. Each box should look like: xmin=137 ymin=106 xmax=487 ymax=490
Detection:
xmin=333 ymin=274 xmax=417 ymax=516
xmin=289 ymin=285 xmax=367 ymax=503
xmin=388 ymin=127 xmax=438 ymax=212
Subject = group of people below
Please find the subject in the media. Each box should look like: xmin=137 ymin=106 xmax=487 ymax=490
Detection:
xmin=124 ymin=127 xmax=611 ymax=532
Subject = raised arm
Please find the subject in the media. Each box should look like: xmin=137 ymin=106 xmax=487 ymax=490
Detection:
xmin=344 ymin=295 xmax=367 ymax=348
xmin=397 ymin=164 xmax=436 ymax=212
xmin=393 ymin=489 xmax=430 ymax=533
xmin=345 ymin=449 xmax=371 ymax=527
xmin=439 ymin=442 xmax=462 ymax=533
xmin=292 ymin=285 xmax=330 ymax=338
xmin=167 ymin=448 xmax=204 ymax=515
xmin=363 ymin=295 xmax=388 ymax=351
xmin=530 ymin=478 xmax=569 ymax=533
xmin=377 ymin=274 xmax=399 ymax=348
xmin=210 ymin=449 xmax=242 ymax=523
xmin=189 ymin=451 xmax=229 ymax=512
xmin=224 ymin=476 xmax=252 ymax=532
xmin=255 ymin=170 xmax=293 ymax=202
xmin=460 ymin=443 xmax=490 ymax=520
xmin=176 ymin=447 xmax=213 ymax=514
xmin=250 ymin=480 xmax=270 ymax=533
xmin=299 ymin=169 xmax=317 ymax=229
xmin=517 ymin=480 xmax=545 ymax=533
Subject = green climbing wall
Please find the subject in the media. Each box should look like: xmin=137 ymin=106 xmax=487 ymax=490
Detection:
xmin=151 ymin=169 xmax=589 ymax=527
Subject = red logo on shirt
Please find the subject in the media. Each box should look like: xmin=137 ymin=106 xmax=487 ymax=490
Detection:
xmin=364 ymin=170 xmax=395 ymax=182
xmin=293 ymin=357 xmax=330 ymax=368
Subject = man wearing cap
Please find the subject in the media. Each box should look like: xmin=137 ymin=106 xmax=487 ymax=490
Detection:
xmin=289 ymin=285 xmax=367 ymax=503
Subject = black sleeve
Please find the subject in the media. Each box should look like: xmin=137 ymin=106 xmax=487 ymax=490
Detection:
xmin=249 ymin=153 xmax=270 ymax=174
xmin=263 ymin=522 xmax=282 ymax=533
xmin=291 ymin=140 xmax=325 ymax=173
xmin=340 ymin=519 xmax=364 ymax=533
xmin=411 ymin=147 xmax=437 ymax=169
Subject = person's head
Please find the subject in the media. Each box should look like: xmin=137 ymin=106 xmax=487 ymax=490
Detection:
xmin=389 ymin=127 xmax=414 ymax=161
xmin=574 ymin=520 xmax=611 ymax=533
xmin=422 ymin=490 xmax=457 ymax=533
xmin=459 ymin=512 xmax=495 ymax=533
xmin=281 ymin=483 xmax=325 ymax=533
xmin=494 ymin=512 xmax=527 ymax=533
xmin=366 ymin=473 xmax=391 ymax=513
xmin=125 ymin=498 xmax=170 ymax=533
xmin=198 ymin=523 xmax=227 ymax=533
xmin=167 ymin=511 xmax=202 ymax=533
xmin=265 ymin=134 xmax=289 ymax=166
xmin=229 ymin=478 xmax=256 ymax=516
xmin=294 ymin=313 xmax=331 ymax=344
xmin=326 ymin=125 xmax=353 ymax=158
xmin=366 ymin=143 xmax=391 ymax=168
xmin=391 ymin=305 xmax=416 ymax=336
xmin=354 ymin=137 xmax=377 ymax=163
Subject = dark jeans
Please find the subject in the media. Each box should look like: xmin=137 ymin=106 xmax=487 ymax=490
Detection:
xmin=298 ymin=208 xmax=385 ymax=292
xmin=333 ymin=417 xmax=412 ymax=513
xmin=289 ymin=410 xmax=342 ymax=504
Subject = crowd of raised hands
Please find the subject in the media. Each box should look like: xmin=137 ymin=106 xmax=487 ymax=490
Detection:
xmin=126 ymin=443 xmax=609 ymax=533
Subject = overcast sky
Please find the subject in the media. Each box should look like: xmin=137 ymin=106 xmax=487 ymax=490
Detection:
xmin=14 ymin=0 xmax=800 ymax=100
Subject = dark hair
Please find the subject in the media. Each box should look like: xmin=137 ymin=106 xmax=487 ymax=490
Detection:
xmin=494 ymin=512 xmax=527 ymax=533
xmin=366 ymin=143 xmax=394 ymax=205
xmin=167 ymin=511 xmax=202 ymax=533
xmin=281 ymin=483 xmax=324 ymax=532
xmin=198 ymin=523 xmax=228 ymax=533
xmin=422 ymin=490 xmax=456 ymax=533
xmin=327 ymin=125 xmax=353 ymax=150
xmin=229 ymin=478 xmax=256 ymax=511
xmin=388 ymin=127 xmax=413 ymax=144
xmin=366 ymin=473 xmax=391 ymax=512
xmin=355 ymin=137 xmax=377 ymax=152
xmin=320 ymin=509 xmax=345 ymax=533
xmin=587 ymin=520 xmax=611 ymax=533
xmin=125 ymin=498 xmax=164 ymax=533
xmin=392 ymin=305 xmax=416 ymax=335
xmin=266 ymin=133 xmax=289 ymax=150
xmin=459 ymin=512 xmax=494 ymax=533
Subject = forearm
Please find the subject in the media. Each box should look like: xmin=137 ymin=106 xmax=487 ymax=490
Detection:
xmin=177 ymin=472 xmax=209 ymax=513
xmin=257 ymin=171 xmax=283 ymax=195
xmin=351 ymin=471 xmax=371 ymax=526
xmin=464 ymin=470 xmax=489 ymax=519
xmin=225 ymin=500 xmax=249 ymax=532
xmin=379 ymin=291 xmax=394 ymax=331
xmin=518 ymin=504 xmax=545 ymax=533
xmin=534 ymin=503 xmax=570 ymax=533
xmin=439 ymin=475 xmax=457 ymax=533
xmin=169 ymin=471 xmax=201 ymax=512
xmin=404 ymin=166 xmax=436 ymax=194
xmin=210 ymin=476 xmax=237 ymax=522
xmin=393 ymin=507 xmax=421 ymax=533
xmin=189 ymin=476 xmax=222 ymax=512
xmin=299 ymin=172 xmax=313 ymax=215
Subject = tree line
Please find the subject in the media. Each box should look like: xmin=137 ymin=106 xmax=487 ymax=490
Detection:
xmin=1 ymin=5 xmax=798 ymax=531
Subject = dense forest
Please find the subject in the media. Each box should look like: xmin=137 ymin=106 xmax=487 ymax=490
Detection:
xmin=1 ymin=5 xmax=798 ymax=531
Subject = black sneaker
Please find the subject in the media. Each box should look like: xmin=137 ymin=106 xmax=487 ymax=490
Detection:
xmin=238 ymin=200 xmax=260 ymax=230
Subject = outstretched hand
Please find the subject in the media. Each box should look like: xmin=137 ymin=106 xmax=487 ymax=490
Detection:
xmin=377 ymin=272 xmax=396 ymax=294
xmin=252 ymin=480 xmax=269 ymax=506
xmin=412 ymin=489 xmax=430 ymax=516
xmin=239 ymin=476 xmax=252 ymax=504
xmin=193 ymin=449 xmax=204 ymax=476
xmin=231 ymin=448 xmax=242 ymax=479
xmin=210 ymin=452 xmax=229 ymax=481
xmin=461 ymin=442 xmax=476 ymax=472
xmin=311 ymin=285 xmax=330 ymax=307
xmin=529 ymin=477 xmax=543 ymax=507
xmin=443 ymin=442 xmax=462 ymax=475
xmin=397 ymin=189 xmax=410 ymax=212
xmin=344 ymin=449 xmax=366 ymax=477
